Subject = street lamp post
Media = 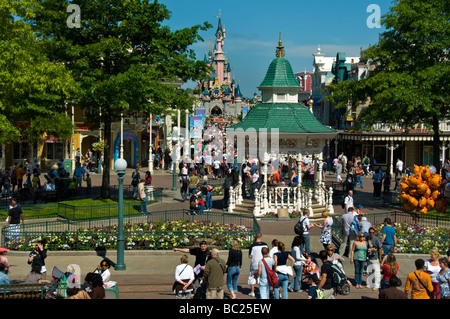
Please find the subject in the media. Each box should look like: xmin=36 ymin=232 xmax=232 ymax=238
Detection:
xmin=168 ymin=126 xmax=184 ymax=191
xmin=114 ymin=158 xmax=127 ymax=271
xmin=385 ymin=143 xmax=399 ymax=176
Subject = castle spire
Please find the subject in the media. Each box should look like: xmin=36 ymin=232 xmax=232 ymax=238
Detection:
xmin=215 ymin=10 xmax=223 ymax=37
xmin=276 ymin=32 xmax=285 ymax=58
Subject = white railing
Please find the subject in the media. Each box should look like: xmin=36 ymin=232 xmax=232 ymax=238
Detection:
xmin=228 ymin=175 xmax=243 ymax=213
xmin=250 ymin=183 xmax=334 ymax=217
xmin=320 ymin=183 xmax=334 ymax=214
xmin=252 ymin=184 xmax=314 ymax=217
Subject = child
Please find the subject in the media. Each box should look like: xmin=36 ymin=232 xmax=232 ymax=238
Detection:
xmin=302 ymin=254 xmax=320 ymax=280
xmin=307 ymin=275 xmax=319 ymax=299
xmin=84 ymin=173 xmax=92 ymax=195
xmin=0 ymin=247 xmax=10 ymax=274
xmin=69 ymin=177 xmax=76 ymax=197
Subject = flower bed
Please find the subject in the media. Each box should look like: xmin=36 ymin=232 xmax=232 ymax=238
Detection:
xmin=374 ymin=222 xmax=449 ymax=254
xmin=5 ymin=220 xmax=254 ymax=251
xmin=262 ymin=211 xmax=303 ymax=219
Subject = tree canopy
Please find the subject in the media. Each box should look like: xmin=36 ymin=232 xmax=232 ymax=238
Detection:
xmin=0 ymin=0 xmax=76 ymax=145
xmin=28 ymin=0 xmax=211 ymax=197
xmin=327 ymin=0 xmax=450 ymax=168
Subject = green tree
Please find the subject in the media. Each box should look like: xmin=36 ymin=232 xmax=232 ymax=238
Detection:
xmin=327 ymin=0 xmax=450 ymax=169
xmin=30 ymin=0 xmax=211 ymax=198
xmin=0 ymin=0 xmax=75 ymax=146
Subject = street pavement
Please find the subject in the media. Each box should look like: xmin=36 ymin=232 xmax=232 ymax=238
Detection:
xmin=2 ymin=168 xmax=433 ymax=301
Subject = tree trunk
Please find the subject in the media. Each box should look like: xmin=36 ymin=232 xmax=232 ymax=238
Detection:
xmin=432 ymin=115 xmax=441 ymax=170
xmin=100 ymin=113 xmax=112 ymax=198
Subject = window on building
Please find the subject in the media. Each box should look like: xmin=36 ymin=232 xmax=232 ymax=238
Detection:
xmin=276 ymin=94 xmax=286 ymax=102
xmin=13 ymin=142 xmax=30 ymax=159
xmin=46 ymin=142 xmax=64 ymax=160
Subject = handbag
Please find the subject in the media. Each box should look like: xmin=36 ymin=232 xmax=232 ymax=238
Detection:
xmin=261 ymin=259 xmax=279 ymax=287
xmin=172 ymin=265 xmax=192 ymax=293
xmin=413 ymin=271 xmax=433 ymax=298
xmin=316 ymin=288 xmax=325 ymax=299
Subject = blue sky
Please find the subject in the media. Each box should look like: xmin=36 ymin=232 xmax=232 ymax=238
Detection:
xmin=163 ymin=0 xmax=394 ymax=97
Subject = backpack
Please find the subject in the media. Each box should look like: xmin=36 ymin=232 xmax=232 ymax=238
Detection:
xmin=261 ymin=259 xmax=278 ymax=287
xmin=350 ymin=216 xmax=361 ymax=234
xmin=294 ymin=217 xmax=306 ymax=236
xmin=323 ymin=261 xmax=346 ymax=288
xmin=364 ymin=157 xmax=369 ymax=165
xmin=201 ymin=185 xmax=209 ymax=195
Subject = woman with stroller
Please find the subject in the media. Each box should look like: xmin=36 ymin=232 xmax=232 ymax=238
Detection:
xmin=326 ymin=244 xmax=352 ymax=287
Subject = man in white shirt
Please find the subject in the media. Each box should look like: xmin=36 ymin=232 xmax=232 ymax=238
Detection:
xmin=344 ymin=190 xmax=354 ymax=213
xmin=248 ymin=233 xmax=268 ymax=297
xmin=395 ymin=159 xmax=404 ymax=178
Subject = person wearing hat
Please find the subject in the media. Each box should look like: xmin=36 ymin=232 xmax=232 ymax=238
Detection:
xmin=356 ymin=204 xmax=364 ymax=215
xmin=203 ymin=248 xmax=226 ymax=299
xmin=0 ymin=262 xmax=10 ymax=285
xmin=359 ymin=214 xmax=372 ymax=237
xmin=0 ymin=247 xmax=10 ymax=274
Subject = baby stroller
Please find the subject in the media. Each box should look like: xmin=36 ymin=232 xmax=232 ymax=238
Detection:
xmin=46 ymin=266 xmax=80 ymax=299
xmin=325 ymin=261 xmax=351 ymax=295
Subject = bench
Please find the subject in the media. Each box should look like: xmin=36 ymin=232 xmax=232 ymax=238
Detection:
xmin=105 ymin=285 xmax=119 ymax=299
xmin=0 ymin=282 xmax=119 ymax=299
xmin=0 ymin=283 xmax=54 ymax=299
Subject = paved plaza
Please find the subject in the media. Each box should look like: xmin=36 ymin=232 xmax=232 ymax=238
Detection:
xmin=1 ymin=168 xmax=436 ymax=301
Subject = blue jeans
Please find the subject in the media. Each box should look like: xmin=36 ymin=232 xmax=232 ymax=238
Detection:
xmin=189 ymin=186 xmax=197 ymax=196
xmin=355 ymin=176 xmax=363 ymax=188
xmin=301 ymin=234 xmax=310 ymax=255
xmin=205 ymin=192 xmax=212 ymax=211
xmin=274 ymin=273 xmax=289 ymax=299
xmin=1 ymin=181 xmax=11 ymax=198
xmin=382 ymin=243 xmax=393 ymax=260
xmin=259 ymin=282 xmax=270 ymax=299
xmin=354 ymin=259 xmax=365 ymax=286
xmin=226 ymin=266 xmax=240 ymax=293
xmin=380 ymin=278 xmax=390 ymax=291
xmin=288 ymin=264 xmax=303 ymax=291
xmin=140 ymin=197 xmax=149 ymax=214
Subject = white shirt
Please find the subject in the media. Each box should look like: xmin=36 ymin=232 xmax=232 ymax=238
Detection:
xmin=344 ymin=195 xmax=354 ymax=209
xmin=300 ymin=216 xmax=311 ymax=234
xmin=175 ymin=264 xmax=195 ymax=282
xmin=94 ymin=268 xmax=111 ymax=283
xmin=396 ymin=160 xmax=404 ymax=171
xmin=269 ymin=246 xmax=279 ymax=258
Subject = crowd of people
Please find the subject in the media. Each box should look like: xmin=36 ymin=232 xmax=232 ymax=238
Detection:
xmin=0 ymin=152 xmax=99 ymax=204
xmin=0 ymin=238 xmax=116 ymax=299
xmin=170 ymin=208 xmax=450 ymax=300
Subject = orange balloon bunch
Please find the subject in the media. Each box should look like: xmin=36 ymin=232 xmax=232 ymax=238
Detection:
xmin=398 ymin=165 xmax=448 ymax=214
